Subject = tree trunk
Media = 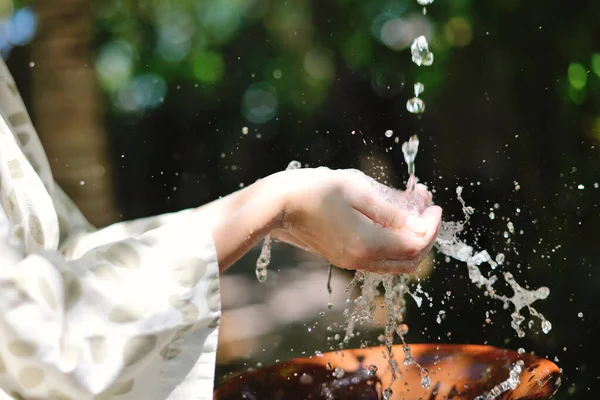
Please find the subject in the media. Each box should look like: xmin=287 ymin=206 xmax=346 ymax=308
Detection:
xmin=31 ymin=0 xmax=118 ymax=227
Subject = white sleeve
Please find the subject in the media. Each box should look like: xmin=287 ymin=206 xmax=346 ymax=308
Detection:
xmin=0 ymin=214 xmax=221 ymax=399
xmin=59 ymin=208 xmax=198 ymax=261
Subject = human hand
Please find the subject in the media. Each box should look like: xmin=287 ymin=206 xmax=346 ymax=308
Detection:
xmin=269 ymin=168 xmax=442 ymax=273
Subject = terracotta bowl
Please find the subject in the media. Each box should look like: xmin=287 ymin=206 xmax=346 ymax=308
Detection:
xmin=214 ymin=344 xmax=561 ymax=400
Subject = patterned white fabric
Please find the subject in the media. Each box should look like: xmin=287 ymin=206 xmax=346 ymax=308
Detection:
xmin=0 ymin=57 xmax=221 ymax=400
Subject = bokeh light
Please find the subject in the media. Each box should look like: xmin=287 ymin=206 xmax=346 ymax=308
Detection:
xmin=0 ymin=6 xmax=37 ymax=56
xmin=155 ymin=6 xmax=195 ymax=62
xmin=197 ymin=0 xmax=247 ymax=44
xmin=241 ymin=82 xmax=278 ymax=124
xmin=376 ymin=13 xmax=432 ymax=51
xmin=96 ymin=40 xmax=135 ymax=92
xmin=303 ymin=46 xmax=335 ymax=81
xmin=193 ymin=51 xmax=225 ymax=84
xmin=116 ymin=74 xmax=167 ymax=113
xmin=591 ymin=53 xmax=600 ymax=78
xmin=568 ymin=62 xmax=587 ymax=90
xmin=444 ymin=16 xmax=472 ymax=47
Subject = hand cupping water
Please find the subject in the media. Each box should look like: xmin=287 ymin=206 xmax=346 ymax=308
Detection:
xmin=270 ymin=168 xmax=442 ymax=273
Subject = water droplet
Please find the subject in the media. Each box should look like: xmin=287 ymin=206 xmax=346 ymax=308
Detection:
xmin=325 ymin=362 xmax=333 ymax=370
xmin=286 ymin=160 xmax=302 ymax=170
xmin=578 ymin=312 xmax=583 ymax=318
xmin=299 ymin=373 xmax=313 ymax=385
xmin=397 ymin=323 xmax=409 ymax=335
xmin=29 ymin=61 xmax=35 ymax=68
xmin=541 ymin=319 xmax=552 ymax=334
xmin=406 ymin=97 xmax=425 ymax=114
xmin=327 ymin=302 xmax=334 ymax=309
xmin=411 ymin=36 xmax=434 ymax=66
xmin=507 ymin=221 xmax=515 ymax=234
xmin=517 ymin=347 xmax=525 ymax=355
xmin=577 ymin=184 xmax=585 ymax=189
xmin=420 ymin=368 xmax=431 ymax=389
xmin=414 ymin=82 xmax=424 ymax=97
xmin=495 ymin=253 xmax=505 ymax=264
xmin=382 ymin=388 xmax=393 ymax=400
xmin=385 ymin=129 xmax=393 ymax=138
xmin=489 ymin=211 xmax=495 ymax=220
xmin=367 ymin=364 xmax=378 ymax=377
xmin=333 ymin=367 xmax=345 ymax=378
xmin=242 ymin=126 xmax=249 ymax=135
xmin=417 ymin=0 xmax=434 ymax=4
xmin=255 ymin=268 xmax=267 ymax=282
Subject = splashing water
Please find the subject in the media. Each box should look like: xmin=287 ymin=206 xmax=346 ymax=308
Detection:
xmin=255 ymin=134 xmax=550 ymax=395
xmin=395 ymin=133 xmax=550 ymax=336
xmin=484 ymin=360 xmax=525 ymax=399
xmin=435 ymin=200 xmax=552 ymax=337
xmin=411 ymin=36 xmax=434 ymax=67
xmin=336 ymin=134 xmax=550 ymax=395
xmin=255 ymin=160 xmax=302 ymax=282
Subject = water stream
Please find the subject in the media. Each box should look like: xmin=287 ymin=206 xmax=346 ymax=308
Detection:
xmin=335 ymin=133 xmax=551 ymax=398
xmin=253 ymin=0 xmax=551 ymax=397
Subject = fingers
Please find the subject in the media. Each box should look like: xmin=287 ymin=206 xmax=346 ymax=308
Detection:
xmin=339 ymin=205 xmax=442 ymax=272
xmin=346 ymin=184 xmax=410 ymax=230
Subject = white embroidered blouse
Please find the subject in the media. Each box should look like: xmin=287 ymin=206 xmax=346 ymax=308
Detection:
xmin=0 ymin=57 xmax=221 ymax=400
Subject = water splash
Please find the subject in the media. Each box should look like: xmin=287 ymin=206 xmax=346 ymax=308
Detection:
xmin=255 ymin=160 xmax=302 ymax=282
xmin=484 ymin=360 xmax=525 ymax=399
xmin=435 ymin=199 xmax=552 ymax=337
xmin=255 ymin=239 xmax=271 ymax=283
xmin=340 ymin=260 xmax=430 ymax=390
xmin=336 ymin=134 xmax=549 ymax=396
xmin=411 ymin=36 xmax=434 ymax=66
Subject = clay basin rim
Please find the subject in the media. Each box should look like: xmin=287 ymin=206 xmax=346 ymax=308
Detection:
xmin=215 ymin=343 xmax=562 ymax=400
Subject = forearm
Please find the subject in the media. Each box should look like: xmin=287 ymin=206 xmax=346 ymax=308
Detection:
xmin=194 ymin=173 xmax=287 ymax=271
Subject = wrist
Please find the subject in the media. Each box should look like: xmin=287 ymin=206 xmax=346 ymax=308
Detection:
xmin=206 ymin=171 xmax=289 ymax=271
xmin=258 ymin=171 xmax=291 ymax=232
